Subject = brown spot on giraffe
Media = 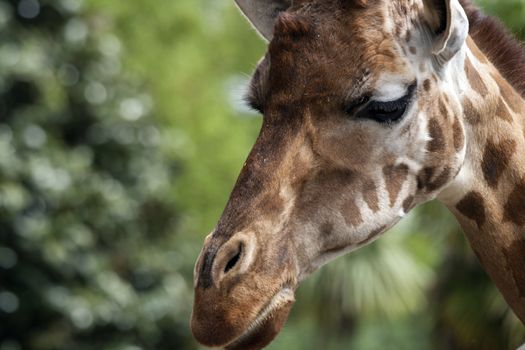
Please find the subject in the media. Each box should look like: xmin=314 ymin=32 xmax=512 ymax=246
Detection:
xmin=402 ymin=195 xmax=414 ymax=213
xmin=465 ymin=57 xmax=488 ymax=97
xmin=456 ymin=191 xmax=486 ymax=228
xmin=409 ymin=46 xmax=417 ymax=55
xmin=426 ymin=167 xmax=451 ymax=192
xmin=423 ymin=79 xmax=431 ymax=92
xmin=495 ymin=98 xmax=513 ymax=123
xmin=504 ymin=239 xmax=525 ymax=298
xmin=504 ymin=180 xmax=525 ymax=226
xmin=362 ymin=180 xmax=380 ymax=213
xmin=399 ymin=4 xmax=408 ymax=16
xmin=343 ymin=199 xmax=363 ymax=227
xmin=428 ymin=119 xmax=445 ymax=152
xmin=481 ymin=139 xmax=516 ymax=188
xmin=417 ymin=167 xmax=434 ymax=190
xmin=463 ymin=97 xmax=482 ymax=124
xmin=383 ymin=164 xmax=409 ymax=207
xmin=452 ymin=117 xmax=464 ymax=152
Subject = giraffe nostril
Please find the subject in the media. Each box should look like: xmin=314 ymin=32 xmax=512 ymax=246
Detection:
xmin=224 ymin=244 xmax=243 ymax=274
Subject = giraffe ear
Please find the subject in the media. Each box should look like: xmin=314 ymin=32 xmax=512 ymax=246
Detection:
xmin=423 ymin=0 xmax=469 ymax=64
xmin=235 ymin=0 xmax=292 ymax=41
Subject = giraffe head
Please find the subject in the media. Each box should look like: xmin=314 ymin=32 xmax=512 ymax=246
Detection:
xmin=191 ymin=0 xmax=470 ymax=348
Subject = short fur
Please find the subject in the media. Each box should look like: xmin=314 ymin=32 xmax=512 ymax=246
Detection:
xmin=192 ymin=1 xmax=525 ymax=349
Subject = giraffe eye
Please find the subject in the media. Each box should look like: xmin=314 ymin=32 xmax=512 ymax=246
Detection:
xmin=354 ymin=83 xmax=417 ymax=124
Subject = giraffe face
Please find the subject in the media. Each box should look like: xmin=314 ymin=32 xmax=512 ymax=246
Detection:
xmin=192 ymin=1 xmax=468 ymax=348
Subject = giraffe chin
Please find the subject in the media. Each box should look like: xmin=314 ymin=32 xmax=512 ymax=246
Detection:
xmin=225 ymin=288 xmax=295 ymax=350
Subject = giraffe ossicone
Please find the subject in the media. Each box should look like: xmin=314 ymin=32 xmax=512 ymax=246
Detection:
xmin=191 ymin=0 xmax=525 ymax=348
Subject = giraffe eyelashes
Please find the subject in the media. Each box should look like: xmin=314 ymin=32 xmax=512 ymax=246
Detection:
xmin=347 ymin=83 xmax=417 ymax=124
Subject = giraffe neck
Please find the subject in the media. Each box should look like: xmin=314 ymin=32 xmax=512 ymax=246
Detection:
xmin=438 ymin=37 xmax=525 ymax=323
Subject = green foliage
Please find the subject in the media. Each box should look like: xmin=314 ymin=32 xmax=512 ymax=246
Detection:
xmin=478 ymin=0 xmax=525 ymax=34
xmin=0 ymin=0 xmax=194 ymax=348
xmin=1 ymin=0 xmax=524 ymax=349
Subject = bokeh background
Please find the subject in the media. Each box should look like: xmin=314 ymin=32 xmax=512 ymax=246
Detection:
xmin=1 ymin=0 xmax=524 ymax=349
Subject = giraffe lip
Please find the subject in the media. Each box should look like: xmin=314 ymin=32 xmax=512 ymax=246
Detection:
xmin=225 ymin=286 xmax=295 ymax=348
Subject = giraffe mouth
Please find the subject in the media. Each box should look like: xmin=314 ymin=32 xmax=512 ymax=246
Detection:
xmin=225 ymin=286 xmax=295 ymax=350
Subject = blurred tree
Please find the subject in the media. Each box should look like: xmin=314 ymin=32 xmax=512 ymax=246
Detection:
xmin=430 ymin=232 xmax=524 ymax=350
xmin=1 ymin=0 xmax=524 ymax=349
xmin=0 ymin=0 xmax=195 ymax=349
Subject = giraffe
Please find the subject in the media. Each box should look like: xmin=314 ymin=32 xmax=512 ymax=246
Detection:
xmin=191 ymin=0 xmax=525 ymax=348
